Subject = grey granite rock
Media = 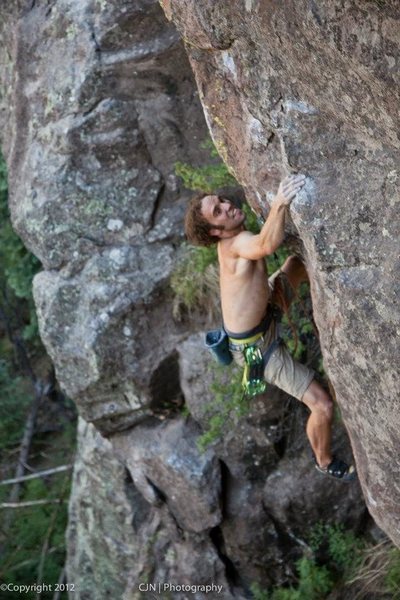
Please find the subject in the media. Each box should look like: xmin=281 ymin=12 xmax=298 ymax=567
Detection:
xmin=66 ymin=418 xmax=141 ymax=599
xmin=68 ymin=418 xmax=237 ymax=600
xmin=113 ymin=417 xmax=222 ymax=533
xmin=0 ymin=0 xmax=210 ymax=435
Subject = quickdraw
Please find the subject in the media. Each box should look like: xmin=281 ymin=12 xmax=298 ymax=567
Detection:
xmin=242 ymin=345 xmax=267 ymax=397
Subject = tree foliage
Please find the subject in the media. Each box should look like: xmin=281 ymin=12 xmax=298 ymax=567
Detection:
xmin=0 ymin=153 xmax=41 ymax=340
xmin=0 ymin=152 xmax=74 ymax=598
xmin=0 ymin=358 xmax=31 ymax=450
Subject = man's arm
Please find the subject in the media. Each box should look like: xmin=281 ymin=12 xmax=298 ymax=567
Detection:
xmin=230 ymin=174 xmax=305 ymax=260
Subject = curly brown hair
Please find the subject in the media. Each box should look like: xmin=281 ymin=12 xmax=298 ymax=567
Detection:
xmin=184 ymin=188 xmax=245 ymax=247
xmin=184 ymin=193 xmax=223 ymax=247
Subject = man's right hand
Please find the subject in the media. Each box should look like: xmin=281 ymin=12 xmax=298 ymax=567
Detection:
xmin=274 ymin=174 xmax=306 ymax=206
xmin=229 ymin=174 xmax=306 ymax=260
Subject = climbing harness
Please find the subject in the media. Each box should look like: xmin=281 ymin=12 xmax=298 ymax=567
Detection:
xmin=205 ymin=306 xmax=282 ymax=397
xmin=228 ymin=334 xmax=282 ymax=398
xmin=226 ymin=308 xmax=282 ymax=398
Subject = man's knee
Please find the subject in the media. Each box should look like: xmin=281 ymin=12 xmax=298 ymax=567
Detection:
xmin=302 ymin=381 xmax=333 ymax=420
xmin=282 ymin=255 xmax=302 ymax=270
xmin=281 ymin=255 xmax=308 ymax=288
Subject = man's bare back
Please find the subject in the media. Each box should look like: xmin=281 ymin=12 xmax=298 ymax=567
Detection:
xmin=218 ymin=235 xmax=271 ymax=333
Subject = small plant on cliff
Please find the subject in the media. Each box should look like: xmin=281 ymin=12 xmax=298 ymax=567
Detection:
xmin=197 ymin=363 xmax=249 ymax=452
xmin=386 ymin=547 xmax=400 ymax=597
xmin=309 ymin=522 xmax=365 ymax=579
xmin=170 ymin=243 xmax=219 ymax=320
xmin=250 ymin=557 xmax=333 ymax=600
xmin=175 ymin=138 xmax=237 ymax=193
xmin=250 ymin=583 xmax=269 ymax=600
xmin=347 ymin=539 xmax=400 ymax=599
xmin=251 ymin=523 xmax=368 ymax=600
xmin=174 ymin=159 xmax=237 ymax=193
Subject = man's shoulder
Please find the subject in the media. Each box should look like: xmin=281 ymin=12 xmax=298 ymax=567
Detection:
xmin=224 ymin=230 xmax=254 ymax=255
xmin=218 ymin=231 xmax=255 ymax=263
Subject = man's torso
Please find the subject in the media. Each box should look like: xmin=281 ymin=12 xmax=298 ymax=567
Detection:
xmin=218 ymin=237 xmax=271 ymax=334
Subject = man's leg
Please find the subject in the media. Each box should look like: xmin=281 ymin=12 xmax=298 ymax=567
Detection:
xmin=268 ymin=256 xmax=355 ymax=479
xmin=263 ymin=341 xmax=355 ymax=479
xmin=301 ymin=380 xmax=333 ymax=468
xmin=279 ymin=255 xmax=308 ymax=290
xmin=269 ymin=255 xmax=308 ymax=312
xmin=275 ymin=257 xmax=333 ymax=465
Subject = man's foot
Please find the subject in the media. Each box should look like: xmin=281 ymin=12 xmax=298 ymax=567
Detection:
xmin=315 ymin=456 xmax=356 ymax=482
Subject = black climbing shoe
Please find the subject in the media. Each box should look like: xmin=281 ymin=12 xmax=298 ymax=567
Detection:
xmin=315 ymin=456 xmax=356 ymax=482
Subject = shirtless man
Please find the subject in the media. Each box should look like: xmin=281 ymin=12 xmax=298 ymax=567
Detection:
xmin=184 ymin=174 xmax=355 ymax=480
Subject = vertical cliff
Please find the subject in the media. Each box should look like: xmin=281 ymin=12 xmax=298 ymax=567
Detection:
xmin=0 ymin=0 xmax=397 ymax=598
xmin=162 ymin=0 xmax=400 ymax=545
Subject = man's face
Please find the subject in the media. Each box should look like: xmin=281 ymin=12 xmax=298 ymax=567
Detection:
xmin=200 ymin=195 xmax=245 ymax=236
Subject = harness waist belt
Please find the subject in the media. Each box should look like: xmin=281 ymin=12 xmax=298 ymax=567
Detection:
xmin=225 ymin=310 xmax=273 ymax=345
xmin=228 ymin=331 xmax=264 ymax=346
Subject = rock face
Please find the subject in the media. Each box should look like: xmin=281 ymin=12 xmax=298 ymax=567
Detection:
xmin=68 ymin=418 xmax=234 ymax=600
xmin=163 ymin=0 xmax=400 ymax=545
xmin=67 ymin=419 xmax=139 ymax=599
xmin=0 ymin=0 xmax=394 ymax=597
xmin=113 ymin=417 xmax=222 ymax=533
xmin=0 ymin=0 xmax=210 ymax=434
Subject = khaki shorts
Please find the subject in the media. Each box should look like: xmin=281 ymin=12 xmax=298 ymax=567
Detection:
xmin=229 ymin=270 xmax=314 ymax=401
